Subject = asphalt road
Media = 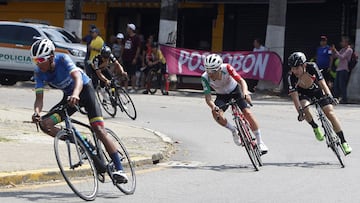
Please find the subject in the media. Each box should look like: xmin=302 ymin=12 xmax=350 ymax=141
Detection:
xmin=1 ymin=84 xmax=360 ymax=203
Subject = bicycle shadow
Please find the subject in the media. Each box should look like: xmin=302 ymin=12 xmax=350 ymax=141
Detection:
xmin=162 ymin=162 xmax=259 ymax=173
xmin=0 ymin=190 xmax=78 ymax=202
xmin=263 ymin=161 xmax=342 ymax=169
xmin=0 ymin=189 xmax=127 ymax=202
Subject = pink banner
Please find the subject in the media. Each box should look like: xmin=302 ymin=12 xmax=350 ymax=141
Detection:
xmin=160 ymin=45 xmax=283 ymax=84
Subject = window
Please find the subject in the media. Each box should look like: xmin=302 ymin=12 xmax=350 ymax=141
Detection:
xmin=16 ymin=26 xmax=41 ymax=45
xmin=0 ymin=25 xmax=19 ymax=44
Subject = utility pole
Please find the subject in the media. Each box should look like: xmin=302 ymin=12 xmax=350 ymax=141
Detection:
xmin=258 ymin=0 xmax=287 ymax=91
xmin=347 ymin=0 xmax=360 ymax=102
xmin=64 ymin=0 xmax=83 ymax=39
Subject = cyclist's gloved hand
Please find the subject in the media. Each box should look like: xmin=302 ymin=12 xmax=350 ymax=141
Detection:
xmin=32 ymin=112 xmax=40 ymax=123
xmin=297 ymin=107 xmax=305 ymax=122
xmin=68 ymin=95 xmax=80 ymax=107
xmin=213 ymin=106 xmax=220 ymax=112
xmin=328 ymin=95 xmax=338 ymax=105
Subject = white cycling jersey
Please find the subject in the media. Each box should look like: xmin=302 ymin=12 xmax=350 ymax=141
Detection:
xmin=201 ymin=64 xmax=242 ymax=94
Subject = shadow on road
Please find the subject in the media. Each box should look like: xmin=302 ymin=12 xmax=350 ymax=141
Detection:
xmin=264 ymin=161 xmax=342 ymax=169
xmin=0 ymin=190 xmax=78 ymax=202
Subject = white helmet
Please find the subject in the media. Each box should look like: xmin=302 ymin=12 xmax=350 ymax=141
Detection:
xmin=30 ymin=39 xmax=55 ymax=58
xmin=204 ymin=54 xmax=223 ymax=71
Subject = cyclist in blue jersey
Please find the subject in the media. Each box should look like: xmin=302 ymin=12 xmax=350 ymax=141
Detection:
xmin=30 ymin=39 xmax=128 ymax=183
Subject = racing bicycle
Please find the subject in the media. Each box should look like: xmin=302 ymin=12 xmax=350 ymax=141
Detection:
xmin=303 ymin=97 xmax=346 ymax=168
xmin=37 ymin=104 xmax=136 ymax=201
xmin=220 ymin=98 xmax=263 ymax=171
xmin=146 ymin=67 xmax=167 ymax=95
xmin=96 ymin=78 xmax=137 ymax=120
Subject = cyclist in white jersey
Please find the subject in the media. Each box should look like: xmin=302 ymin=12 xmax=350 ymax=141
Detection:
xmin=201 ymin=54 xmax=268 ymax=153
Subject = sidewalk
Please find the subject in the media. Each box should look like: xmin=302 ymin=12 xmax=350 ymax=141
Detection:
xmin=0 ymin=105 xmax=174 ymax=187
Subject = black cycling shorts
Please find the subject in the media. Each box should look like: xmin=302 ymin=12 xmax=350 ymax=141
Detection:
xmin=215 ymin=86 xmax=249 ymax=112
xmin=42 ymin=83 xmax=104 ymax=126
xmin=299 ymin=90 xmax=332 ymax=108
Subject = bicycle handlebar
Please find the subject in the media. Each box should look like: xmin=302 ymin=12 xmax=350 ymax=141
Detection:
xmin=302 ymin=96 xmax=330 ymax=109
xmin=217 ymin=97 xmax=253 ymax=110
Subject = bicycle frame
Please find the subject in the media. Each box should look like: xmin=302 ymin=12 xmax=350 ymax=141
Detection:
xmin=60 ymin=107 xmax=106 ymax=171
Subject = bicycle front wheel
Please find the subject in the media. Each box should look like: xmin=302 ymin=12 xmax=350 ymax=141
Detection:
xmin=54 ymin=130 xmax=98 ymax=201
xmin=116 ymin=87 xmax=137 ymax=120
xmin=96 ymin=86 xmax=117 ymax=117
xmin=322 ymin=118 xmax=345 ymax=167
xmin=236 ymin=120 xmax=260 ymax=171
xmin=100 ymin=128 xmax=136 ymax=195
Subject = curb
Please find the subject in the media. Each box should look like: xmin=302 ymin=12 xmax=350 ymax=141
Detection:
xmin=0 ymin=128 xmax=174 ymax=188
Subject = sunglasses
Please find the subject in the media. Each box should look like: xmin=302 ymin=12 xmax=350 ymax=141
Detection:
xmin=32 ymin=56 xmax=50 ymax=65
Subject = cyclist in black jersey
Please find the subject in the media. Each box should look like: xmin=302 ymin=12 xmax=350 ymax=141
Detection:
xmin=91 ymin=46 xmax=127 ymax=88
xmin=287 ymin=52 xmax=352 ymax=154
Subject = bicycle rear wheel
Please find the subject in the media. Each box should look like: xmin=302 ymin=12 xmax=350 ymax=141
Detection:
xmin=54 ymin=130 xmax=98 ymax=201
xmin=235 ymin=119 xmax=260 ymax=171
xmin=116 ymin=87 xmax=137 ymax=120
xmin=96 ymin=86 xmax=117 ymax=117
xmin=100 ymin=128 xmax=136 ymax=194
xmin=148 ymin=71 xmax=158 ymax=95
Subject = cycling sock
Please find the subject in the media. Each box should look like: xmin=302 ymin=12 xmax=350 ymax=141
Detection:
xmin=253 ymin=129 xmax=262 ymax=144
xmin=225 ymin=121 xmax=236 ymax=132
xmin=336 ymin=131 xmax=346 ymax=144
xmin=110 ymin=152 xmax=123 ymax=171
xmin=308 ymin=120 xmax=318 ymax=129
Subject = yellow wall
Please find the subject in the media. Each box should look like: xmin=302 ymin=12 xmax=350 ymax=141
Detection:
xmin=0 ymin=1 xmax=108 ymax=40
xmin=212 ymin=4 xmax=224 ymax=52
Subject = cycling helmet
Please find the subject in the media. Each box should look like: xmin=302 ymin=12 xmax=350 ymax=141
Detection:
xmin=288 ymin=52 xmax=307 ymax=67
xmin=30 ymin=39 xmax=55 ymax=58
xmin=100 ymin=46 xmax=112 ymax=58
xmin=204 ymin=54 xmax=223 ymax=71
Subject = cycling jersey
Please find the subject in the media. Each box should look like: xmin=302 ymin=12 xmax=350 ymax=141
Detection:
xmin=34 ymin=54 xmax=90 ymax=96
xmin=201 ymin=64 xmax=242 ymax=95
xmin=92 ymin=53 xmax=117 ymax=71
xmin=288 ymin=62 xmax=324 ymax=96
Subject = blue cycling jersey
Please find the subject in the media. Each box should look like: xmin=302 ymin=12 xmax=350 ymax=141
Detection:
xmin=34 ymin=54 xmax=90 ymax=96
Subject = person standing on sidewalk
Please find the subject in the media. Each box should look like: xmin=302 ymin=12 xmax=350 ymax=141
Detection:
xmin=88 ymin=28 xmax=104 ymax=87
xmin=316 ymin=36 xmax=333 ymax=86
xmin=30 ymin=39 xmax=128 ymax=183
xmin=331 ymin=36 xmax=353 ymax=104
xmin=122 ymin=24 xmax=141 ymax=93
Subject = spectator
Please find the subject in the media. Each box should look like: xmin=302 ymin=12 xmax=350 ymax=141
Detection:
xmin=316 ymin=36 xmax=333 ymax=86
xmin=113 ymin=33 xmax=124 ymax=63
xmin=82 ymin=24 xmax=96 ymax=75
xmin=88 ymin=27 xmax=104 ymax=87
xmin=140 ymin=34 xmax=155 ymax=87
xmin=331 ymin=36 xmax=353 ymax=104
xmin=247 ymin=38 xmax=268 ymax=92
xmin=122 ymin=23 xmax=141 ymax=93
xmin=253 ymin=38 xmax=268 ymax=52
xmin=142 ymin=42 xmax=168 ymax=95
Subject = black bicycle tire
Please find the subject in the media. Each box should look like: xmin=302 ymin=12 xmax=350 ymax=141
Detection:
xmin=116 ymin=87 xmax=137 ymax=120
xmin=148 ymin=71 xmax=158 ymax=95
xmin=96 ymin=86 xmax=117 ymax=117
xmin=322 ymin=117 xmax=345 ymax=168
xmin=54 ymin=130 xmax=98 ymax=201
xmin=235 ymin=119 xmax=259 ymax=171
xmin=103 ymin=128 xmax=136 ymax=194
xmin=160 ymin=74 xmax=166 ymax=94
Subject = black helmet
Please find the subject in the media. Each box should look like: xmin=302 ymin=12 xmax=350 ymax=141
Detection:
xmin=288 ymin=52 xmax=307 ymax=67
xmin=100 ymin=46 xmax=111 ymax=58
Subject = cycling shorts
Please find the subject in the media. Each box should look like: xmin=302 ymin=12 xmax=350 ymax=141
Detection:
xmin=299 ymin=90 xmax=332 ymax=108
xmin=215 ymin=85 xmax=249 ymax=111
xmin=42 ymin=83 xmax=104 ymax=127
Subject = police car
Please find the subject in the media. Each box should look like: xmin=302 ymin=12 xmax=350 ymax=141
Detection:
xmin=0 ymin=21 xmax=86 ymax=85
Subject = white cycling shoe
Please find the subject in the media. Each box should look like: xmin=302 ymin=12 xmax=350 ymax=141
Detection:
xmin=232 ymin=130 xmax=242 ymax=146
xmin=258 ymin=142 xmax=269 ymax=155
xmin=112 ymin=170 xmax=129 ymax=184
